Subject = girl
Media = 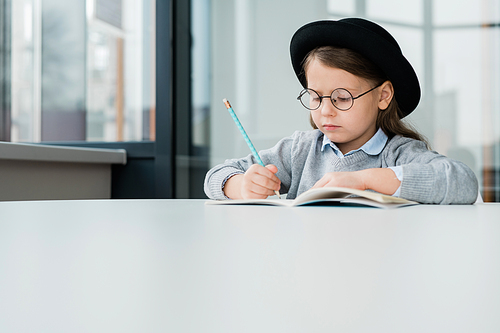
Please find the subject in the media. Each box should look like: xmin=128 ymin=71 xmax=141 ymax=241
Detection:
xmin=204 ymin=18 xmax=478 ymax=204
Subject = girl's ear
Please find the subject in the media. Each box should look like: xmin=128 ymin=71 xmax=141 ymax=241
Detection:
xmin=378 ymin=81 xmax=394 ymax=111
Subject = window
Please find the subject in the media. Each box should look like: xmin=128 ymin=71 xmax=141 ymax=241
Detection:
xmin=10 ymin=0 xmax=155 ymax=143
xmin=2 ymin=0 xmax=172 ymax=199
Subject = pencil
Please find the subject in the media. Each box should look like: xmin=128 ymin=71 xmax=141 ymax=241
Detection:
xmin=223 ymin=98 xmax=281 ymax=199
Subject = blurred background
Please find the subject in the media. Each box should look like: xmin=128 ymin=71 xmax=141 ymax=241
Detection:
xmin=2 ymin=0 xmax=499 ymax=201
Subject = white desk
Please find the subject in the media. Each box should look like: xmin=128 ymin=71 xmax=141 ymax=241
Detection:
xmin=0 ymin=200 xmax=499 ymax=332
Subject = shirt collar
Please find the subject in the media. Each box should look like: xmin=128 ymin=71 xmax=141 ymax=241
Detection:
xmin=321 ymin=128 xmax=388 ymax=158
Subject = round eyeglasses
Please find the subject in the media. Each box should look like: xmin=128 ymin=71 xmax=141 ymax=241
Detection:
xmin=297 ymin=83 xmax=382 ymax=111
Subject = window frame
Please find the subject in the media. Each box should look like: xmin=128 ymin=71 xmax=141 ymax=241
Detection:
xmin=0 ymin=0 xmax=184 ymax=199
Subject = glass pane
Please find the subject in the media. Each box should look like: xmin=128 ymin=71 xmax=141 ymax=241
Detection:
xmin=327 ymin=0 xmax=356 ymax=16
xmin=41 ymin=0 xmax=86 ymax=141
xmin=433 ymin=29 xmax=482 ymax=179
xmin=209 ymin=0 xmax=316 ymax=166
xmin=192 ymin=0 xmax=210 ymax=147
xmin=11 ymin=0 xmax=37 ymax=142
xmin=367 ymin=0 xmax=423 ymax=25
xmin=434 ymin=27 xmax=500 ymax=201
xmin=10 ymin=0 xmax=156 ymax=143
xmin=434 ymin=0 xmax=500 ymax=26
xmin=86 ymin=0 xmax=156 ymax=142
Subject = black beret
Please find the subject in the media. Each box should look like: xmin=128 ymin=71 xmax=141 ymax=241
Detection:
xmin=290 ymin=18 xmax=420 ymax=118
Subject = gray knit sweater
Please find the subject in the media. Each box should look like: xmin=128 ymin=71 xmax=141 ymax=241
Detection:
xmin=204 ymin=130 xmax=478 ymax=204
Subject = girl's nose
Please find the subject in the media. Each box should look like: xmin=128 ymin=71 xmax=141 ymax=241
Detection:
xmin=320 ymin=98 xmax=337 ymax=117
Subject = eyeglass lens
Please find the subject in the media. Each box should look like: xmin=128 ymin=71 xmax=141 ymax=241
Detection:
xmin=298 ymin=88 xmax=354 ymax=111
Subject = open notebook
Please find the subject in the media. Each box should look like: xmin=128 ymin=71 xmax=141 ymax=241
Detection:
xmin=206 ymin=187 xmax=418 ymax=209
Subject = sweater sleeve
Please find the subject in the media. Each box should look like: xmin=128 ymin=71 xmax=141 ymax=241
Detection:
xmin=203 ymin=133 xmax=296 ymax=200
xmin=385 ymin=137 xmax=479 ymax=204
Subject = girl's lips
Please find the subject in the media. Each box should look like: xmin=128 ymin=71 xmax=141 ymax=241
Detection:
xmin=323 ymin=124 xmax=340 ymax=130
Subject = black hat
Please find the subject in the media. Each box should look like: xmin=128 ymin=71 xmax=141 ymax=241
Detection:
xmin=290 ymin=18 xmax=420 ymax=118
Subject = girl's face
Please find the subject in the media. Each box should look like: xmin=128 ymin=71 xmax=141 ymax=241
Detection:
xmin=306 ymin=58 xmax=382 ymax=154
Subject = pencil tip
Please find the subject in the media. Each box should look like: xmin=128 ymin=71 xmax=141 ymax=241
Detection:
xmin=223 ymin=98 xmax=231 ymax=109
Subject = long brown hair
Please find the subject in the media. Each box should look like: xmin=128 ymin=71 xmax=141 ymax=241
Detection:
xmin=302 ymin=46 xmax=428 ymax=145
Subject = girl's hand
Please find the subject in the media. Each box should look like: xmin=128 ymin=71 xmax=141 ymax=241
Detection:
xmin=312 ymin=169 xmax=401 ymax=196
xmin=312 ymin=171 xmax=367 ymax=191
xmin=224 ymin=164 xmax=281 ymax=199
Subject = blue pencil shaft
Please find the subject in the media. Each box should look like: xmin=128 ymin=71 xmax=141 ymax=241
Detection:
xmin=226 ymin=107 xmax=264 ymax=166
xmin=223 ymin=99 xmax=280 ymax=198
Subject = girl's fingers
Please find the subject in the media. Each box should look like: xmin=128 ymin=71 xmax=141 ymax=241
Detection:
xmin=312 ymin=176 xmax=328 ymax=189
xmin=248 ymin=165 xmax=280 ymax=188
xmin=265 ymin=164 xmax=278 ymax=174
xmin=250 ymin=173 xmax=280 ymax=191
xmin=241 ymin=164 xmax=281 ymax=199
xmin=311 ymin=172 xmax=365 ymax=190
xmin=247 ymin=183 xmax=277 ymax=196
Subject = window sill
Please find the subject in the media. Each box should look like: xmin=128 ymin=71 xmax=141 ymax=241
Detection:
xmin=0 ymin=142 xmax=126 ymax=164
xmin=0 ymin=142 xmax=127 ymax=201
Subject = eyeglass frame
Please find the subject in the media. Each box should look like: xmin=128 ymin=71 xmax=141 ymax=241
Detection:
xmin=297 ymin=82 xmax=383 ymax=111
